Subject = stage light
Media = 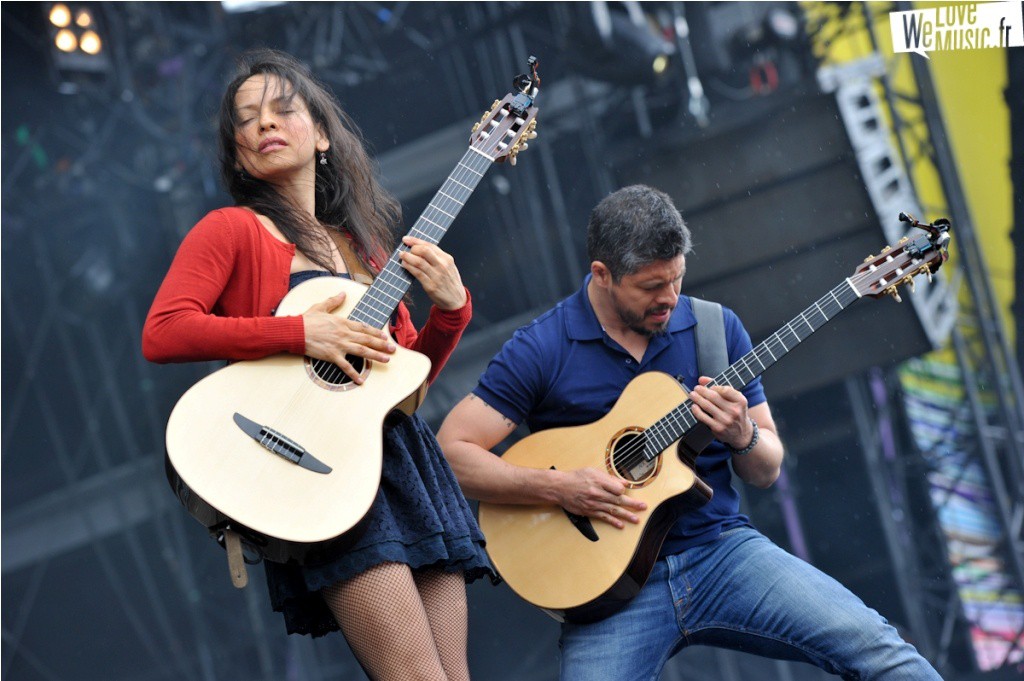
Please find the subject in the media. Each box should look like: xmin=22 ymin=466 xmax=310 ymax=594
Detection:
xmin=653 ymin=54 xmax=670 ymax=75
xmin=49 ymin=4 xmax=71 ymax=27
xmin=43 ymin=3 xmax=111 ymax=81
xmin=55 ymin=28 xmax=77 ymax=52
xmin=79 ymin=30 xmax=101 ymax=55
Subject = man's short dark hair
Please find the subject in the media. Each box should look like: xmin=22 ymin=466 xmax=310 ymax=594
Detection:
xmin=586 ymin=185 xmax=692 ymax=281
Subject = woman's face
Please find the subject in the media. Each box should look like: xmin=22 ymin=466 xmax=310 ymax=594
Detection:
xmin=233 ymin=74 xmax=327 ymax=183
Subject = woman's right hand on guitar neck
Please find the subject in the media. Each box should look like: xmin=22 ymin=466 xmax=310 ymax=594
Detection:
xmin=302 ymin=292 xmax=397 ymax=384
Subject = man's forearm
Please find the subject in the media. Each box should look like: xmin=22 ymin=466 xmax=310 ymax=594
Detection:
xmin=444 ymin=440 xmax=566 ymax=506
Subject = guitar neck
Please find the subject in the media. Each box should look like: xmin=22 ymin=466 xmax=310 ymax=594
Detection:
xmin=347 ymin=147 xmax=493 ymax=328
xmin=644 ymin=279 xmax=862 ymax=455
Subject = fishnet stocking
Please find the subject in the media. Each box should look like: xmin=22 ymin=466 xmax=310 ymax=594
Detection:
xmin=413 ymin=569 xmax=469 ymax=681
xmin=321 ymin=562 xmax=469 ymax=681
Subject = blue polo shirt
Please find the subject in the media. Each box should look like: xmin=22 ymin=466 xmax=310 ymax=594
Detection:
xmin=473 ymin=274 xmax=766 ymax=555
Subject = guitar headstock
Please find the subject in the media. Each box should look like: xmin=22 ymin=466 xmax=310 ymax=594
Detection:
xmin=469 ymin=56 xmax=540 ymax=166
xmin=850 ymin=213 xmax=952 ymax=301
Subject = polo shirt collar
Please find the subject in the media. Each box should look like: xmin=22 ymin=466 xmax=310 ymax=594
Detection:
xmin=564 ymin=274 xmax=697 ymax=341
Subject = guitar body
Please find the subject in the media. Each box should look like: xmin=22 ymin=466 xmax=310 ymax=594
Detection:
xmin=478 ymin=371 xmax=714 ymax=623
xmin=165 ymin=276 xmax=431 ymax=563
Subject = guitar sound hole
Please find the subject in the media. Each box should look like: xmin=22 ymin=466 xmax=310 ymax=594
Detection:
xmin=607 ymin=429 xmax=660 ymax=488
xmin=306 ymin=354 xmax=369 ymax=391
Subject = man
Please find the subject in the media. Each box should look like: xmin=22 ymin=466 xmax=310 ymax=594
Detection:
xmin=437 ymin=185 xmax=941 ymax=680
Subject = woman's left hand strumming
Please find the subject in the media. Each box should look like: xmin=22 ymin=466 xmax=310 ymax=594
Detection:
xmin=399 ymin=236 xmax=468 ymax=311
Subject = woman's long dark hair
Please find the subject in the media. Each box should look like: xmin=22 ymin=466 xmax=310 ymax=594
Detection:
xmin=218 ymin=49 xmax=400 ymax=273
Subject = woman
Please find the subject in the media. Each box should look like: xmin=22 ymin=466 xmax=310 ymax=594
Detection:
xmin=143 ymin=49 xmax=491 ymax=680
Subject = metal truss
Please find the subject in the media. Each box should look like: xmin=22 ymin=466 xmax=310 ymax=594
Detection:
xmin=846 ymin=370 xmax=964 ymax=675
xmin=893 ymin=12 xmax=1024 ymax=672
xmin=804 ymin=1 xmax=1024 ymax=673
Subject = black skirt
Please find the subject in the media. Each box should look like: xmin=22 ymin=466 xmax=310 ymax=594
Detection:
xmin=263 ymin=412 xmax=494 ymax=638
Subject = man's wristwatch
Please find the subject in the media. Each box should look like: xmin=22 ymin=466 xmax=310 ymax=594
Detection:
xmin=728 ymin=418 xmax=759 ymax=456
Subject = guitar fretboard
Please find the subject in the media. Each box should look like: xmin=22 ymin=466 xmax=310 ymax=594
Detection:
xmin=642 ymin=279 xmax=862 ymax=457
xmin=347 ymin=147 xmax=493 ymax=328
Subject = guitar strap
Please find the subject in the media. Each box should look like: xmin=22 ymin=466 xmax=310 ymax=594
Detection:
xmin=331 ymin=231 xmax=375 ymax=285
xmin=690 ymin=297 xmax=728 ymax=378
xmin=223 ymin=529 xmax=249 ymax=589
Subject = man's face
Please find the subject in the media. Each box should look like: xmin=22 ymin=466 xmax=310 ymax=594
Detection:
xmin=606 ymin=256 xmax=685 ymax=337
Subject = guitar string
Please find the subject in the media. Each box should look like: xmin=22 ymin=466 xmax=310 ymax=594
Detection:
xmin=608 ymin=285 xmax=853 ymax=474
xmin=279 ymin=104 xmax=531 ymax=430
xmin=276 ymin=149 xmax=495 ymax=436
xmin=311 ymin=173 xmax=473 ymax=384
xmin=606 ymin=259 xmax=921 ymax=476
xmin=275 ymin=178 xmax=477 ymax=422
xmin=602 ymin=284 xmax=851 ymax=473
xmin=610 ymin=248 xmax=939 ymax=474
xmin=310 ymin=150 xmax=491 ymax=385
xmin=337 ymin=125 xmax=521 ymax=329
xmin=292 ymin=151 xmax=490 ymax=402
xmin=345 ymin=171 xmax=480 ymax=323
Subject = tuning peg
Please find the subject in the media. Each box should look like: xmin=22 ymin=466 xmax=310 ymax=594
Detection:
xmin=926 ymin=269 xmax=933 ymax=284
xmin=509 ymin=155 xmax=517 ymax=166
xmin=518 ymin=142 xmax=529 ymax=152
xmin=890 ymin=288 xmax=902 ymax=303
xmin=864 ymin=254 xmax=875 ymax=263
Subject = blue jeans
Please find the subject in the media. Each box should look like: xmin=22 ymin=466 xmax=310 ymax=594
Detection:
xmin=559 ymin=527 xmax=941 ymax=680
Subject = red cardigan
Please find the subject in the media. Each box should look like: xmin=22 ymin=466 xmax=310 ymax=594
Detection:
xmin=142 ymin=207 xmax=472 ymax=384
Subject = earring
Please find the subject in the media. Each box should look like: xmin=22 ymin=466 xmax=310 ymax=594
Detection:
xmin=319 ymin=151 xmax=328 ymax=166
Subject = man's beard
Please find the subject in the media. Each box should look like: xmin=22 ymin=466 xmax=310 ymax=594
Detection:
xmin=611 ymin=294 xmax=672 ymax=338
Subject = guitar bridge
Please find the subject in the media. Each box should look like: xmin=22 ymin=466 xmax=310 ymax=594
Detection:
xmin=233 ymin=413 xmax=332 ymax=474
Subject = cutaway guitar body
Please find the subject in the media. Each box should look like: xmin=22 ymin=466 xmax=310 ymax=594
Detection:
xmin=165 ymin=276 xmax=430 ymax=562
xmin=479 ymin=371 xmax=713 ymax=623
